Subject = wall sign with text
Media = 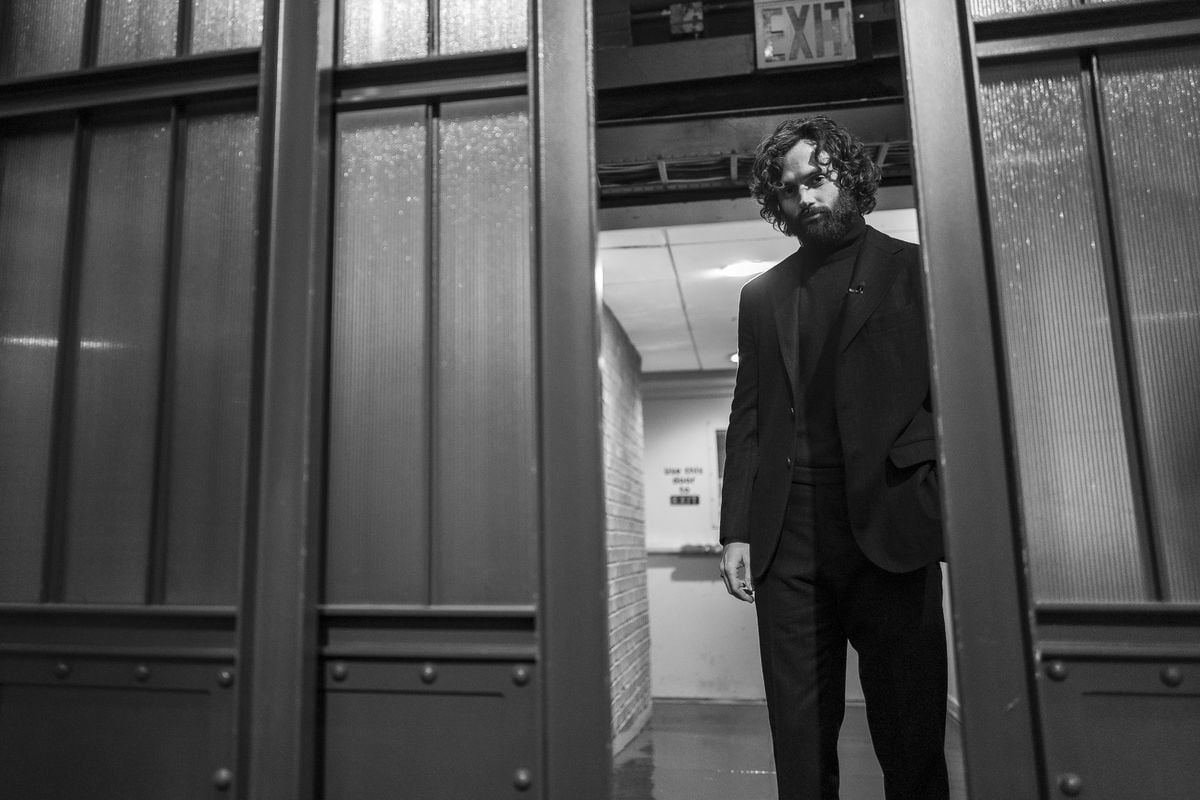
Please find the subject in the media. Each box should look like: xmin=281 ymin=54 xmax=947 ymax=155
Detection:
xmin=755 ymin=0 xmax=857 ymax=70
xmin=665 ymin=465 xmax=704 ymax=507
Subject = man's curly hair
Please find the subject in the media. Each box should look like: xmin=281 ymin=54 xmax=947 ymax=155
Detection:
xmin=750 ymin=116 xmax=881 ymax=234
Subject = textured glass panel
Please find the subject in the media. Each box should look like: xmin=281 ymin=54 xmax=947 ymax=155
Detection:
xmin=440 ymin=0 xmax=526 ymax=55
xmin=63 ymin=120 xmax=171 ymax=603
xmin=326 ymin=107 xmax=430 ymax=604
xmin=0 ymin=0 xmax=86 ymax=78
xmin=979 ymin=61 xmax=1147 ymax=602
xmin=1100 ymin=45 xmax=1200 ymax=601
xmin=436 ymin=97 xmax=534 ymax=604
xmin=96 ymin=0 xmax=178 ymax=65
xmin=163 ymin=112 xmax=258 ymax=605
xmin=969 ymin=0 xmax=1073 ymax=18
xmin=191 ymin=0 xmax=264 ymax=52
xmin=340 ymin=0 xmax=428 ymax=64
xmin=0 ymin=131 xmax=73 ymax=601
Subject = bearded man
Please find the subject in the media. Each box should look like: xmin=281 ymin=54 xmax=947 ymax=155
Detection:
xmin=718 ymin=116 xmax=948 ymax=800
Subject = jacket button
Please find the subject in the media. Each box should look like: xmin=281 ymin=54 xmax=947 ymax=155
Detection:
xmin=785 ymin=457 xmax=793 ymax=469
xmin=789 ymin=406 xmax=795 ymax=416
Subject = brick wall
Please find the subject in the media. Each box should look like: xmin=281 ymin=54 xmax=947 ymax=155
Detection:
xmin=600 ymin=304 xmax=651 ymax=752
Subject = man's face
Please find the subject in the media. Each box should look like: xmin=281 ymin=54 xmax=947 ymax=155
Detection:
xmin=777 ymin=140 xmax=857 ymax=246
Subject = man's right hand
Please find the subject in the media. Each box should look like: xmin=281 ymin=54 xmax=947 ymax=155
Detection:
xmin=719 ymin=542 xmax=754 ymax=603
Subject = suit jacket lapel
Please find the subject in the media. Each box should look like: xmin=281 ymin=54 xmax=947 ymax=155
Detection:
xmin=770 ymin=250 xmax=804 ymax=406
xmin=837 ymin=227 xmax=900 ymax=353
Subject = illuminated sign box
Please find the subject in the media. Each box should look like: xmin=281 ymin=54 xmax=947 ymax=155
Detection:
xmin=754 ymin=0 xmax=857 ymax=70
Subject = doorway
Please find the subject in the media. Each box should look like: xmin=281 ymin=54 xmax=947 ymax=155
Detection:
xmin=590 ymin=5 xmax=965 ymax=796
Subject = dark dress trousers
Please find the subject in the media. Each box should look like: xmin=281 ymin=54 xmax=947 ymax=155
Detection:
xmin=720 ymin=225 xmax=948 ymax=800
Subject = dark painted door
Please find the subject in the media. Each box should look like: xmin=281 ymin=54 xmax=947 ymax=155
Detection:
xmin=901 ymin=2 xmax=1200 ymax=798
xmin=0 ymin=3 xmax=259 ymax=793
xmin=0 ymin=1 xmax=607 ymax=797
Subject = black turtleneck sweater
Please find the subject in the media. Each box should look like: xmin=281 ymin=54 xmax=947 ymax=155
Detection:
xmin=792 ymin=214 xmax=867 ymax=469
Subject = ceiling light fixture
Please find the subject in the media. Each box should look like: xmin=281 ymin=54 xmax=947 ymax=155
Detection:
xmin=722 ymin=260 xmax=774 ymax=277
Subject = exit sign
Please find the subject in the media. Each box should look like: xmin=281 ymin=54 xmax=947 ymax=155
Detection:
xmin=755 ymin=0 xmax=856 ymax=70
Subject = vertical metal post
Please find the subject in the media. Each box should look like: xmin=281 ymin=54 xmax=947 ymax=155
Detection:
xmin=898 ymin=1 xmax=1044 ymax=797
xmin=44 ymin=115 xmax=91 ymax=603
xmin=425 ymin=102 xmax=441 ymax=607
xmin=81 ymin=0 xmax=101 ymax=68
xmin=177 ymin=0 xmax=195 ymax=57
xmin=148 ymin=102 xmax=186 ymax=605
xmin=531 ymin=0 xmax=612 ymax=796
xmin=1080 ymin=55 xmax=1163 ymax=600
xmin=236 ymin=0 xmax=330 ymax=796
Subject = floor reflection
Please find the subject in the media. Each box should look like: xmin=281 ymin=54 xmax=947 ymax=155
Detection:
xmin=612 ymin=700 xmax=966 ymax=800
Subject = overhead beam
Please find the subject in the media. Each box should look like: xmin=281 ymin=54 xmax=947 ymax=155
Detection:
xmin=596 ymin=34 xmax=755 ymax=89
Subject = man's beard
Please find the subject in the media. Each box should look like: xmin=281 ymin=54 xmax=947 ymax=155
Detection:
xmin=788 ymin=192 xmax=858 ymax=247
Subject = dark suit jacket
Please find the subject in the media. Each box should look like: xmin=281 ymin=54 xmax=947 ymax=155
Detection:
xmin=719 ymin=225 xmax=943 ymax=577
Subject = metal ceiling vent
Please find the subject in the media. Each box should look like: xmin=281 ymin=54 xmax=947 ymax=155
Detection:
xmin=597 ymin=140 xmax=913 ymax=199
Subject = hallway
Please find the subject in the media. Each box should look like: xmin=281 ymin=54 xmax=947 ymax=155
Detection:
xmin=612 ymin=701 xmax=967 ymax=800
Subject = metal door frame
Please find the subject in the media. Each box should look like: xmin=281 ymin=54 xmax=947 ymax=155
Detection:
xmin=900 ymin=2 xmax=1200 ymax=797
xmin=532 ymin=0 xmax=613 ymax=795
xmin=236 ymin=0 xmax=610 ymax=797
xmin=236 ymin=0 xmax=329 ymax=796
xmin=898 ymin=2 xmax=1043 ymax=797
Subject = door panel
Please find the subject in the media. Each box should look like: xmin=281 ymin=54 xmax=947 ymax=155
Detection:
xmin=434 ymin=96 xmax=536 ymax=606
xmin=327 ymin=95 xmax=538 ymax=606
xmin=163 ymin=108 xmax=259 ymax=606
xmin=1099 ymin=44 xmax=1200 ymax=601
xmin=190 ymin=0 xmax=264 ymax=52
xmin=64 ymin=116 xmax=173 ymax=604
xmin=0 ymin=0 xmax=87 ymax=79
xmin=0 ymin=2 xmax=260 ymax=797
xmin=902 ymin=1 xmax=1200 ymax=796
xmin=320 ymin=28 xmax=546 ymax=796
xmin=0 ymin=676 xmax=229 ymax=800
xmin=1039 ymin=657 xmax=1200 ymax=800
xmin=321 ymin=660 xmax=537 ymax=799
xmin=0 ymin=610 xmax=237 ymax=799
xmin=326 ymin=106 xmax=431 ymax=605
xmin=1 ymin=0 xmax=606 ymax=796
xmin=437 ymin=0 xmax=527 ymax=55
xmin=339 ymin=0 xmax=429 ymax=63
xmin=95 ymin=0 xmax=180 ymax=65
xmin=0 ymin=129 xmax=72 ymax=599
xmin=976 ymin=59 xmax=1148 ymax=603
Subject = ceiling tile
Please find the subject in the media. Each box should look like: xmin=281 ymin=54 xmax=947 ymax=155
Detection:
xmin=600 ymin=210 xmax=919 ymax=375
xmin=599 ymin=227 xmax=668 ymax=248
xmin=641 ymin=354 xmax=701 ymax=373
xmin=864 ymin=208 xmax=920 ymax=243
xmin=603 ymin=280 xmax=685 ymax=333
xmin=681 ymin=278 xmax=741 ymax=369
xmin=665 ymin=219 xmax=772 ymax=245
xmin=598 ymin=244 xmax=676 ymax=284
xmin=671 ymin=238 xmax=795 ymax=279
xmin=603 ymin=277 xmax=699 ymax=372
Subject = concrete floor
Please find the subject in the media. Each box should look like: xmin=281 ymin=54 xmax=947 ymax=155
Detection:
xmin=612 ymin=700 xmax=967 ymax=800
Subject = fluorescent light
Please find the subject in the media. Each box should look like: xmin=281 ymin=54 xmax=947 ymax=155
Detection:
xmin=0 ymin=336 xmax=122 ymax=351
xmin=722 ymin=260 xmax=774 ymax=277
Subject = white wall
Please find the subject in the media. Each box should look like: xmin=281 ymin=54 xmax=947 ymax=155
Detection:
xmin=642 ymin=372 xmax=956 ymax=711
xmin=646 ymin=553 xmax=765 ymax=700
xmin=642 ymin=389 xmax=725 ymax=552
xmin=641 ymin=374 xmax=782 ymax=701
